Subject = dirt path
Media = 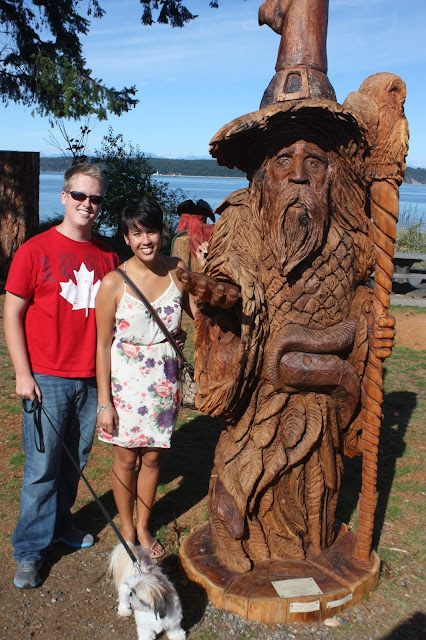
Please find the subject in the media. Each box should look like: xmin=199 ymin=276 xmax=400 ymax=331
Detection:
xmin=393 ymin=307 xmax=426 ymax=350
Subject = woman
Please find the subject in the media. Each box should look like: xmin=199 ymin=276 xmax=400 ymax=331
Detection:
xmin=95 ymin=197 xmax=198 ymax=558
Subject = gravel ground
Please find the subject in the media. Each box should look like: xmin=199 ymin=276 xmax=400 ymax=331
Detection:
xmin=1 ymin=537 xmax=424 ymax=640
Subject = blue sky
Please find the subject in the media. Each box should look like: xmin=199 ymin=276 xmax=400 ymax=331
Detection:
xmin=1 ymin=0 xmax=425 ymax=167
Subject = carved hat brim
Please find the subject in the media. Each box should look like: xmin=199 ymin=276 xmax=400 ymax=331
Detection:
xmin=209 ymin=99 xmax=366 ymax=174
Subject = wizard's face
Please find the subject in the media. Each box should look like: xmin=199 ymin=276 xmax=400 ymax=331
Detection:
xmin=269 ymin=140 xmax=329 ymax=189
xmin=261 ymin=140 xmax=331 ymax=276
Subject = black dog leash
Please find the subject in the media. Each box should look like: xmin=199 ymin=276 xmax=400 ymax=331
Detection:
xmin=24 ymin=397 xmax=45 ymax=453
xmin=29 ymin=397 xmax=141 ymax=570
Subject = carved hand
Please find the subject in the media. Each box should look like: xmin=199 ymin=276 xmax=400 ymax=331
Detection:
xmin=176 ymin=267 xmax=240 ymax=309
xmin=371 ymin=314 xmax=395 ymax=360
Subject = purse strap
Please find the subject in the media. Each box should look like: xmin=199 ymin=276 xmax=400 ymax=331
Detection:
xmin=115 ymin=267 xmax=193 ymax=372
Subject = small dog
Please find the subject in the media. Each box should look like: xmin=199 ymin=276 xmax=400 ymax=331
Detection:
xmin=109 ymin=542 xmax=186 ymax=640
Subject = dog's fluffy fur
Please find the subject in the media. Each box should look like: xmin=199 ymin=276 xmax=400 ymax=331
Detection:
xmin=109 ymin=542 xmax=186 ymax=640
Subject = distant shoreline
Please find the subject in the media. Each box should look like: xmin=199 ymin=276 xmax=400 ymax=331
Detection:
xmin=152 ymin=174 xmax=247 ymax=179
xmin=38 ymin=171 xmax=424 ymax=184
xmin=39 ymin=171 xmax=247 ymax=179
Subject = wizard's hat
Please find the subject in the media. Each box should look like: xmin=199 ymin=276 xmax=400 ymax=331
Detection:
xmin=209 ymin=0 xmax=366 ymax=174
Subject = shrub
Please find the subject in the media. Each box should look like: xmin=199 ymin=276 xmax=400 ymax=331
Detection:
xmin=395 ymin=209 xmax=426 ymax=257
xmin=92 ymin=128 xmax=185 ymax=255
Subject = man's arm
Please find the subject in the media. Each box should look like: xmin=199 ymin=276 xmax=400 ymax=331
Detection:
xmin=3 ymin=291 xmax=41 ymax=401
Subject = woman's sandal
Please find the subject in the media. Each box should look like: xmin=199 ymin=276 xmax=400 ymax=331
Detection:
xmin=145 ymin=538 xmax=165 ymax=559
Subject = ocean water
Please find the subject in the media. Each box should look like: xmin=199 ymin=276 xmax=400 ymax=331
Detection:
xmin=38 ymin=173 xmax=250 ymax=223
xmin=40 ymin=172 xmax=426 ymax=228
xmin=398 ymin=184 xmax=426 ymax=227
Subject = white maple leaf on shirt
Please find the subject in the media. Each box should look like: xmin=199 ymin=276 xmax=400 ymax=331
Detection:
xmin=59 ymin=263 xmax=101 ymax=317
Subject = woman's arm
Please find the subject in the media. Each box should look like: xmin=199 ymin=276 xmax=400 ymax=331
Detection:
xmin=4 ymin=292 xmax=41 ymax=401
xmin=95 ymin=273 xmax=120 ymax=435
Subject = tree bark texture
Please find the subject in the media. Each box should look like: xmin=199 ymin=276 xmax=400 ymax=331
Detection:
xmin=0 ymin=151 xmax=39 ymax=279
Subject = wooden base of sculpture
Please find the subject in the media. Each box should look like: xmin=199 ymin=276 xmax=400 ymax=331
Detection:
xmin=180 ymin=523 xmax=380 ymax=624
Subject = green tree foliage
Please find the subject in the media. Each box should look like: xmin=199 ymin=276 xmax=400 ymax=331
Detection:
xmin=405 ymin=167 xmax=426 ymax=185
xmin=0 ymin=0 xmax=138 ymax=119
xmin=40 ymin=157 xmax=74 ymax=173
xmin=93 ymin=128 xmax=184 ymax=254
xmin=39 ymin=155 xmax=245 ymax=177
xmin=146 ymin=157 xmax=244 ymax=177
xmin=141 ymin=0 xmax=196 ymax=27
xmin=140 ymin=1 xmax=220 ymax=27
xmin=0 ymin=0 xmax=221 ymax=119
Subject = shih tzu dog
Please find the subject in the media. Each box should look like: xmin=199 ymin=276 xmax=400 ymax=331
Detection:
xmin=109 ymin=542 xmax=186 ymax=640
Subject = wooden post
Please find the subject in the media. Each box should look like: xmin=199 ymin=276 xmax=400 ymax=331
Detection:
xmin=0 ymin=151 xmax=40 ymax=278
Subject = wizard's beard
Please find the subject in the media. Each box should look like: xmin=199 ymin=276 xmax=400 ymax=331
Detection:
xmin=262 ymin=181 xmax=330 ymax=277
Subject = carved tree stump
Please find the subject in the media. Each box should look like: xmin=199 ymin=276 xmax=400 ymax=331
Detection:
xmin=0 ymin=151 xmax=39 ymax=278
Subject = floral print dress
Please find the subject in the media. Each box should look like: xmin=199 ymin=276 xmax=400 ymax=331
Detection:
xmin=98 ymin=270 xmax=183 ymax=449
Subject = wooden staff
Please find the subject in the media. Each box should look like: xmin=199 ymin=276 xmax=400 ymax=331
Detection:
xmin=350 ymin=73 xmax=409 ymax=563
xmin=353 ymin=178 xmax=400 ymax=562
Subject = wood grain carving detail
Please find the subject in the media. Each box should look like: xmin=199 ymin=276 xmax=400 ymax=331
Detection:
xmin=178 ymin=0 xmax=409 ymax=600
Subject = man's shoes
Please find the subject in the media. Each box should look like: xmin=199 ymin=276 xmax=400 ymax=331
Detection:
xmin=54 ymin=527 xmax=94 ymax=549
xmin=14 ymin=561 xmax=41 ymax=589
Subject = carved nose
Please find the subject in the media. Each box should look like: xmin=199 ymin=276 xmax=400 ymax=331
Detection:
xmin=289 ymin=157 xmax=308 ymax=184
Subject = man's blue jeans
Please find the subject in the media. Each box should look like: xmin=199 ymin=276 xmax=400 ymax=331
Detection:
xmin=12 ymin=374 xmax=97 ymax=565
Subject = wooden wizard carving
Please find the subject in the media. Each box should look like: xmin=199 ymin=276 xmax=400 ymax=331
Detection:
xmin=178 ymin=0 xmax=409 ymax=621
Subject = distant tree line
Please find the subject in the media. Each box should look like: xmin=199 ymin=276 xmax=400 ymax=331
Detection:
xmin=40 ymin=157 xmax=75 ymax=172
xmin=39 ymin=156 xmax=425 ymax=183
xmin=146 ymin=157 xmax=245 ymax=177
xmin=404 ymin=167 xmax=426 ymax=184
xmin=40 ymin=156 xmax=245 ymax=177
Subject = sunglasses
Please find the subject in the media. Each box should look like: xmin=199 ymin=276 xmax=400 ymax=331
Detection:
xmin=66 ymin=190 xmax=104 ymax=206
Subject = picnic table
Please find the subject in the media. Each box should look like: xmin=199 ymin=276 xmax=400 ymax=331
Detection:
xmin=368 ymin=252 xmax=426 ymax=288
xmin=392 ymin=252 xmax=426 ymax=285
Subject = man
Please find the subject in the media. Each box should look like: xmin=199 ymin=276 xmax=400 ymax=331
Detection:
xmin=4 ymin=164 xmax=119 ymax=588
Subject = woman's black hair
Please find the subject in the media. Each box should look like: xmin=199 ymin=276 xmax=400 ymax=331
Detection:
xmin=119 ymin=197 xmax=164 ymax=237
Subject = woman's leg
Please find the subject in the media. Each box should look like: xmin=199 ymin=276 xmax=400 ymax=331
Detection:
xmin=112 ymin=445 xmax=139 ymax=544
xmin=135 ymin=448 xmax=163 ymax=553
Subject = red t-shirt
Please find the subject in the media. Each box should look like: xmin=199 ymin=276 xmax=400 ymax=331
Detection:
xmin=5 ymin=227 xmax=119 ymax=378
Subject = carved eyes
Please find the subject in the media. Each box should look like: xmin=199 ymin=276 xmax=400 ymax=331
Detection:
xmin=305 ymin=157 xmax=326 ymax=171
xmin=275 ymin=155 xmax=292 ymax=168
xmin=275 ymin=155 xmax=326 ymax=172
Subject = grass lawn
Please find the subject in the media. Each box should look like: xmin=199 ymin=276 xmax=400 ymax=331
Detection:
xmin=0 ymin=302 xmax=424 ymax=639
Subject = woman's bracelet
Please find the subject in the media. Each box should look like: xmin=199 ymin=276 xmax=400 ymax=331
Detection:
xmin=97 ymin=402 xmax=112 ymax=414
